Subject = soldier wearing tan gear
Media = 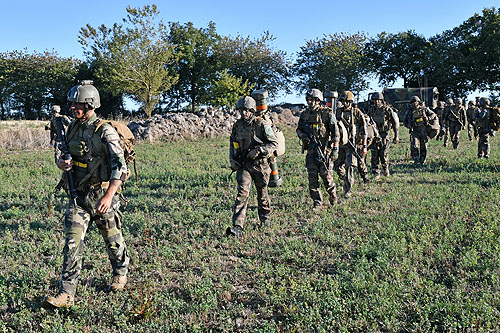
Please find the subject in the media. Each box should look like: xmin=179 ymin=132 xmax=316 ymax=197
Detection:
xmin=403 ymin=96 xmax=436 ymax=165
xmin=334 ymin=91 xmax=368 ymax=198
xmin=296 ymin=89 xmax=340 ymax=208
xmin=44 ymin=81 xmax=129 ymax=308
xmin=444 ymin=98 xmax=466 ymax=149
xmin=466 ymin=100 xmax=478 ymax=140
xmin=434 ymin=101 xmax=446 ymax=141
xmin=367 ymin=92 xmax=399 ymax=179
xmin=226 ymin=96 xmax=279 ymax=238
xmin=474 ymin=97 xmax=494 ymax=158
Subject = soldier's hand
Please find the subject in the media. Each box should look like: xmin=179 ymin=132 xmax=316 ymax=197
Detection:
xmin=56 ymin=157 xmax=73 ymax=171
xmin=230 ymin=160 xmax=241 ymax=171
xmin=332 ymin=148 xmax=339 ymax=160
xmin=248 ymin=148 xmax=260 ymax=160
xmin=393 ymin=137 xmax=399 ymax=144
xmin=95 ymin=194 xmax=113 ymax=214
xmin=489 ymin=129 xmax=495 ymax=137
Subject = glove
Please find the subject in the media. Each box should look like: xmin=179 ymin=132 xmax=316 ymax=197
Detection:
xmin=230 ymin=160 xmax=241 ymax=171
xmin=489 ymin=129 xmax=495 ymax=137
xmin=332 ymin=148 xmax=339 ymax=160
xmin=248 ymin=148 xmax=260 ymax=160
xmin=301 ymin=135 xmax=310 ymax=145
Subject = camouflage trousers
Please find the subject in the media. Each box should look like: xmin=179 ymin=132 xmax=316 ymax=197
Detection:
xmin=477 ymin=128 xmax=490 ymax=158
xmin=410 ymin=127 xmax=428 ymax=164
xmin=305 ymin=149 xmax=336 ymax=206
xmin=232 ymin=160 xmax=271 ymax=228
xmin=334 ymin=145 xmax=366 ymax=195
xmin=467 ymin=123 xmax=478 ymax=141
xmin=448 ymin=121 xmax=462 ymax=149
xmin=370 ymin=136 xmax=391 ymax=175
xmin=60 ymin=187 xmax=129 ymax=296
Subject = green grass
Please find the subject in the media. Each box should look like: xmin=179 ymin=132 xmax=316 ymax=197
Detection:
xmin=1 ymin=128 xmax=500 ymax=331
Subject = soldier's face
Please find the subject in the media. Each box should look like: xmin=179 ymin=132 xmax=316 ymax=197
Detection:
xmin=240 ymin=109 xmax=253 ymax=121
xmin=71 ymin=102 xmax=85 ymax=119
xmin=306 ymin=98 xmax=319 ymax=107
xmin=374 ymin=99 xmax=382 ymax=108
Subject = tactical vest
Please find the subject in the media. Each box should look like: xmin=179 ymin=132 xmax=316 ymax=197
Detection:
xmin=66 ymin=120 xmax=112 ymax=189
xmin=233 ymin=117 xmax=265 ymax=155
xmin=371 ymin=106 xmax=390 ymax=132
xmin=412 ymin=108 xmax=426 ymax=127
xmin=476 ymin=108 xmax=490 ymax=129
xmin=303 ymin=107 xmax=329 ymax=143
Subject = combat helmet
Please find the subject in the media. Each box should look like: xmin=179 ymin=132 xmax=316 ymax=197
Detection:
xmin=67 ymin=80 xmax=101 ymax=109
xmin=236 ymin=96 xmax=256 ymax=112
xmin=52 ymin=105 xmax=61 ymax=115
xmin=455 ymin=97 xmax=463 ymax=105
xmin=371 ymin=92 xmax=383 ymax=100
xmin=341 ymin=91 xmax=355 ymax=102
xmin=410 ymin=96 xmax=420 ymax=103
xmin=306 ymin=89 xmax=323 ymax=101
xmin=479 ymin=97 xmax=490 ymax=107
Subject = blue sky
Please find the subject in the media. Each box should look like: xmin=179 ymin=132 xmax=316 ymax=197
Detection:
xmin=1 ymin=0 xmax=497 ymax=104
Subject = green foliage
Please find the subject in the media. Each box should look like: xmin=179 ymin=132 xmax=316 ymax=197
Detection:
xmin=215 ymin=31 xmax=291 ymax=99
xmin=167 ymin=22 xmax=219 ymax=112
xmin=294 ymin=32 xmax=370 ymax=96
xmin=79 ymin=5 xmax=178 ymax=118
xmin=209 ymin=69 xmax=254 ymax=109
xmin=2 ymin=127 xmax=500 ymax=330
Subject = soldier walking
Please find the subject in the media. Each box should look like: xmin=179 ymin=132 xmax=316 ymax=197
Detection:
xmin=45 ymin=105 xmax=71 ymax=162
xmin=367 ymin=92 xmax=399 ymax=179
xmin=445 ymin=98 xmax=466 ymax=149
xmin=226 ymin=96 xmax=279 ymax=237
xmin=466 ymin=100 xmax=478 ymax=140
xmin=403 ymin=96 xmax=436 ymax=165
xmin=334 ymin=91 xmax=368 ymax=198
xmin=434 ymin=101 xmax=446 ymax=140
xmin=296 ymin=89 xmax=339 ymax=208
xmin=474 ymin=97 xmax=494 ymax=158
xmin=44 ymin=81 xmax=130 ymax=308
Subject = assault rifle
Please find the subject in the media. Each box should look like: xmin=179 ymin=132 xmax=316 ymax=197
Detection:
xmin=228 ymin=135 xmax=264 ymax=178
xmin=338 ymin=117 xmax=364 ymax=161
xmin=55 ymin=117 xmax=78 ymax=206
xmin=448 ymin=108 xmax=465 ymax=128
xmin=301 ymin=125 xmax=328 ymax=170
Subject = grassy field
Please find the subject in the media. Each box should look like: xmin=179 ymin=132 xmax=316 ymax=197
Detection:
xmin=1 ymin=127 xmax=500 ymax=331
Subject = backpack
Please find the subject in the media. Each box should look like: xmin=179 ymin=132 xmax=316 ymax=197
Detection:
xmin=96 ymin=120 xmax=137 ymax=182
xmin=490 ymin=106 xmax=500 ymax=131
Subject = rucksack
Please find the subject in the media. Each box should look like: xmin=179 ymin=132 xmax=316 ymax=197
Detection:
xmin=96 ymin=120 xmax=137 ymax=182
xmin=489 ymin=106 xmax=500 ymax=131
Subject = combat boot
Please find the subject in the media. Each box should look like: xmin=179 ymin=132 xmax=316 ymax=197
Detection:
xmin=44 ymin=292 xmax=74 ymax=308
xmin=344 ymin=191 xmax=352 ymax=199
xmin=226 ymin=225 xmax=243 ymax=238
xmin=384 ymin=168 xmax=390 ymax=177
xmin=313 ymin=201 xmax=322 ymax=211
xmin=329 ymin=193 xmax=337 ymax=205
xmin=109 ymin=275 xmax=127 ymax=292
xmin=362 ymin=175 xmax=370 ymax=184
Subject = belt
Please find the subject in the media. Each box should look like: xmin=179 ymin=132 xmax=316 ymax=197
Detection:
xmin=73 ymin=161 xmax=87 ymax=168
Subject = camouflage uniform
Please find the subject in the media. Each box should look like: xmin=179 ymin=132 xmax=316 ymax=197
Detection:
xmin=296 ymin=104 xmax=339 ymax=207
xmin=335 ymin=104 xmax=367 ymax=196
xmin=474 ymin=104 xmax=492 ymax=158
xmin=433 ymin=103 xmax=446 ymax=140
xmin=46 ymin=111 xmax=71 ymax=162
xmin=445 ymin=103 xmax=466 ymax=149
xmin=441 ymin=102 xmax=453 ymax=146
xmin=59 ymin=113 xmax=129 ymax=296
xmin=404 ymin=100 xmax=435 ymax=164
xmin=466 ymin=103 xmax=478 ymax=140
xmin=229 ymin=114 xmax=278 ymax=229
xmin=367 ymin=102 xmax=399 ymax=177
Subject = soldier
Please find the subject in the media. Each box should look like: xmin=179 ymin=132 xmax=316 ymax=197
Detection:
xmin=44 ymin=81 xmax=130 ymax=308
xmin=466 ymin=100 xmax=478 ymax=140
xmin=474 ymin=97 xmax=494 ymax=158
xmin=367 ymin=92 xmax=399 ymax=179
xmin=444 ymin=98 xmax=466 ymax=149
xmin=45 ymin=105 xmax=71 ymax=161
xmin=434 ymin=101 xmax=446 ymax=140
xmin=226 ymin=96 xmax=279 ymax=237
xmin=334 ymin=91 xmax=368 ymax=198
xmin=296 ymin=89 xmax=339 ymax=208
xmin=403 ymin=96 xmax=436 ymax=165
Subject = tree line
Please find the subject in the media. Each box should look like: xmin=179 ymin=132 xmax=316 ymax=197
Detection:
xmin=1 ymin=5 xmax=499 ymax=120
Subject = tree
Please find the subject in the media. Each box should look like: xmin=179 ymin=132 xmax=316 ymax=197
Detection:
xmin=79 ymin=5 xmax=178 ymax=118
xmin=167 ymin=22 xmax=219 ymax=112
xmin=215 ymin=32 xmax=291 ymax=99
xmin=209 ymin=69 xmax=254 ymax=109
xmin=294 ymin=32 xmax=370 ymax=97
xmin=365 ymin=30 xmax=429 ymax=88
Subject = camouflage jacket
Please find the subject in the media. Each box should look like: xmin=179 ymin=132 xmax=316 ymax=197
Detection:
xmin=473 ymin=107 xmax=491 ymax=129
xmin=47 ymin=115 xmax=71 ymax=143
xmin=433 ymin=107 xmax=445 ymax=120
xmin=65 ymin=113 xmax=128 ymax=188
xmin=466 ymin=106 xmax=477 ymax=123
xmin=336 ymin=105 xmax=367 ymax=141
xmin=296 ymin=105 xmax=339 ymax=148
xmin=403 ymin=105 xmax=435 ymax=129
xmin=230 ymin=116 xmax=278 ymax=164
xmin=367 ymin=104 xmax=399 ymax=137
xmin=444 ymin=105 xmax=466 ymax=125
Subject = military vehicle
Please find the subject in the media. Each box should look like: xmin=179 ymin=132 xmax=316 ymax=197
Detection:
xmin=366 ymin=87 xmax=439 ymax=118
